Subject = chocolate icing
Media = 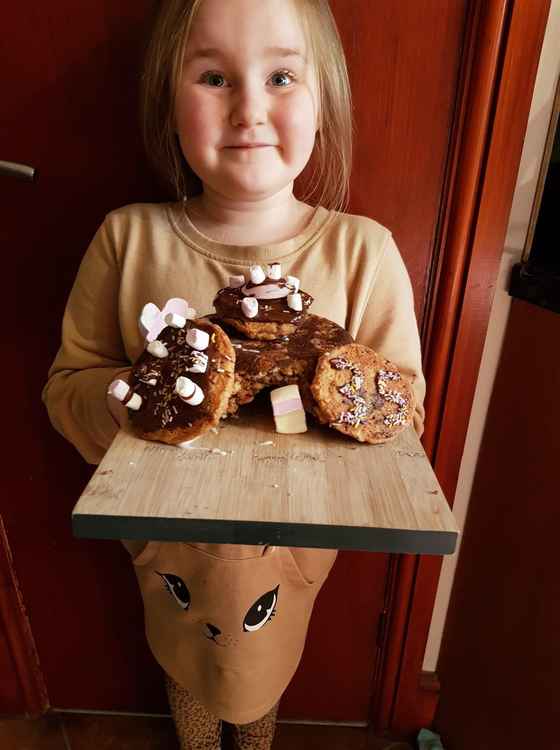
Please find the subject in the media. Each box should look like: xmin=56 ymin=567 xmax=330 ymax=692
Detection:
xmin=213 ymin=280 xmax=313 ymax=324
xmin=214 ymin=313 xmax=352 ymax=376
xmin=127 ymin=321 xmax=225 ymax=434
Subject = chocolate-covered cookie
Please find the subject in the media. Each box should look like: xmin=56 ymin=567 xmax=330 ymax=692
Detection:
xmin=310 ymin=343 xmax=415 ymax=444
xmin=214 ymin=313 xmax=353 ymax=416
xmin=213 ymin=263 xmax=313 ymax=340
xmin=108 ymin=299 xmax=235 ymax=445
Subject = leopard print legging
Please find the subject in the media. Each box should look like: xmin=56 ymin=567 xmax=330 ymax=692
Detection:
xmin=165 ymin=673 xmax=280 ymax=750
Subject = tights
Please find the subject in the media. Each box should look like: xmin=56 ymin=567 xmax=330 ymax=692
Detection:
xmin=165 ymin=673 xmax=280 ymax=750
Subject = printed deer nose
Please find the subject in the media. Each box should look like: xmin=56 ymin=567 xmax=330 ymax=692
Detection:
xmin=206 ymin=623 xmax=221 ymax=638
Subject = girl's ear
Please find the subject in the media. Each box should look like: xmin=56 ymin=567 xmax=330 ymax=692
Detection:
xmin=121 ymin=539 xmax=162 ymax=566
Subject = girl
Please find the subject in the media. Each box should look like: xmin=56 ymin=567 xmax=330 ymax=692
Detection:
xmin=43 ymin=0 xmax=426 ymax=748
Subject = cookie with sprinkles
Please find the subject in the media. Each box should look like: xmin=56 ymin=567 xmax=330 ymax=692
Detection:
xmin=109 ymin=302 xmax=235 ymax=446
xmin=310 ymin=343 xmax=415 ymax=444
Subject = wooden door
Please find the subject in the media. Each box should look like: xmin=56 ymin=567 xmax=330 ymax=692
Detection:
xmin=1 ymin=0 xmax=466 ymax=722
xmin=435 ymin=300 xmax=560 ymax=748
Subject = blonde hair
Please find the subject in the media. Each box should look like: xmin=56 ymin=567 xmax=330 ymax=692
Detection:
xmin=140 ymin=0 xmax=353 ymax=213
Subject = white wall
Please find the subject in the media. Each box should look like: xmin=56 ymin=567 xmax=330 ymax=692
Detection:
xmin=423 ymin=0 xmax=560 ymax=673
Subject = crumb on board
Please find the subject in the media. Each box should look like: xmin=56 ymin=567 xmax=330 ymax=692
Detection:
xmin=180 ymin=446 xmax=234 ymax=456
xmin=258 ymin=440 xmax=275 ymax=447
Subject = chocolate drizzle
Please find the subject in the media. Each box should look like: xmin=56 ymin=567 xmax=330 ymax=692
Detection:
xmin=127 ymin=321 xmax=224 ymax=433
xmin=213 ymin=281 xmax=313 ymax=324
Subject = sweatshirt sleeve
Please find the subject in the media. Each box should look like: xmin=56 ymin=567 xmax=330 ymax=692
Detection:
xmin=355 ymin=232 xmax=426 ymax=437
xmin=42 ymin=217 xmax=132 ymax=464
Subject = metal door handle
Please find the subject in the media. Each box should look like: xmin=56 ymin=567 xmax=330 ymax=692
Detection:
xmin=0 ymin=160 xmax=37 ymax=182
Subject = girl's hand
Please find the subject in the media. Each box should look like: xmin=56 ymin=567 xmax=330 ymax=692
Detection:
xmin=106 ymin=390 xmax=129 ymax=429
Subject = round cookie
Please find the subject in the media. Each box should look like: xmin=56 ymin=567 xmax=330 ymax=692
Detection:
xmin=213 ymin=263 xmax=313 ymax=340
xmin=212 ymin=314 xmax=353 ymax=416
xmin=125 ymin=319 xmax=235 ymax=445
xmin=310 ymin=344 xmax=415 ymax=444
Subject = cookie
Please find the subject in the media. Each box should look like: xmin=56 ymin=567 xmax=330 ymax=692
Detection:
xmin=213 ymin=263 xmax=313 ymax=340
xmin=212 ymin=313 xmax=353 ymax=416
xmin=310 ymin=344 xmax=415 ymax=444
xmin=118 ymin=317 xmax=235 ymax=445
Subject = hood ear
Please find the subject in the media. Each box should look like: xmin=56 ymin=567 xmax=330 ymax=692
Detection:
xmin=121 ymin=540 xmax=162 ymax=566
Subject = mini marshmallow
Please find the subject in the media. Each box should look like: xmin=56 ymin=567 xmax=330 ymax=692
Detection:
xmin=147 ymin=340 xmax=169 ymax=358
xmin=107 ymin=379 xmax=142 ymax=411
xmin=176 ymin=376 xmax=205 ymax=406
xmin=286 ymin=275 xmax=300 ymax=292
xmin=241 ymin=297 xmax=259 ymax=318
xmin=287 ymin=292 xmax=303 ymax=312
xmin=186 ymin=328 xmax=210 ymax=350
xmin=267 ymin=263 xmax=282 ymax=280
xmin=229 ymin=275 xmax=245 ymax=288
xmin=187 ymin=351 xmax=209 ymax=374
xmin=165 ymin=312 xmax=187 ymax=329
xmin=250 ymin=265 xmax=266 ymax=284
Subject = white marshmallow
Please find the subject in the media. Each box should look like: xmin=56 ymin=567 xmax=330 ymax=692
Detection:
xmin=186 ymin=328 xmax=210 ymax=350
xmin=176 ymin=376 xmax=205 ymax=406
xmin=108 ymin=379 xmax=129 ymax=402
xmin=241 ymin=297 xmax=259 ymax=318
xmin=229 ymin=275 xmax=245 ymax=288
xmin=147 ymin=340 xmax=169 ymax=358
xmin=286 ymin=275 xmax=300 ymax=292
xmin=107 ymin=379 xmax=142 ymax=410
xmin=125 ymin=393 xmax=143 ymax=410
xmin=267 ymin=263 xmax=281 ymax=280
xmin=287 ymin=293 xmax=303 ymax=312
xmin=187 ymin=351 xmax=209 ymax=374
xmin=249 ymin=265 xmax=266 ymax=284
xmin=139 ymin=302 xmax=160 ymax=339
xmin=165 ymin=312 xmax=187 ymax=329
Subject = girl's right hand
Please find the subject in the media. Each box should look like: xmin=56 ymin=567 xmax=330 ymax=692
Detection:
xmin=106 ymin=390 xmax=129 ymax=429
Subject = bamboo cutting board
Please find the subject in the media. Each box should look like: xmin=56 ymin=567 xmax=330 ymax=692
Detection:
xmin=72 ymin=403 xmax=458 ymax=555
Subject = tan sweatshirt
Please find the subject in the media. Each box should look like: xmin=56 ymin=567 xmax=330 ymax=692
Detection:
xmin=42 ymin=200 xmax=425 ymax=464
xmin=42 ymin=201 xmax=426 ymax=722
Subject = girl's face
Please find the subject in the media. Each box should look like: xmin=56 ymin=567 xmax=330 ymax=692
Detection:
xmin=175 ymin=0 xmax=320 ymax=203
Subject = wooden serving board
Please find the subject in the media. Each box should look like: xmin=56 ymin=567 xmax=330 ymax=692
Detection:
xmin=72 ymin=407 xmax=458 ymax=555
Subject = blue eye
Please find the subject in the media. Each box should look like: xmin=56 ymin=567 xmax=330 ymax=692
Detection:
xmin=201 ymin=71 xmax=227 ymax=87
xmin=270 ymin=70 xmax=296 ymax=87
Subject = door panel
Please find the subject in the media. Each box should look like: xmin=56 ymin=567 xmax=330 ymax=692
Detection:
xmin=436 ymin=300 xmax=560 ymax=748
xmin=2 ymin=0 xmax=466 ymax=719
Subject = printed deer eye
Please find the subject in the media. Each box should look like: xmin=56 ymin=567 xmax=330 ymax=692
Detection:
xmin=243 ymin=585 xmax=279 ymax=632
xmin=156 ymin=572 xmax=191 ymax=610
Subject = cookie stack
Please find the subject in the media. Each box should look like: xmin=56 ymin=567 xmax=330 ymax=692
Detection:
xmin=108 ymin=265 xmax=415 ymax=446
xmin=212 ymin=264 xmax=352 ymax=419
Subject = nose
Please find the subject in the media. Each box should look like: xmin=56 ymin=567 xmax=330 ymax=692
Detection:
xmin=230 ymin=82 xmax=266 ymax=128
xmin=206 ymin=623 xmax=221 ymax=638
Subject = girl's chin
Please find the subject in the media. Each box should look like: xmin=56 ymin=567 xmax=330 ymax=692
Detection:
xmin=217 ymin=173 xmax=294 ymax=197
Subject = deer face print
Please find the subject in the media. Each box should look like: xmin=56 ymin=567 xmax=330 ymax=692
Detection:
xmin=156 ymin=571 xmax=279 ymax=648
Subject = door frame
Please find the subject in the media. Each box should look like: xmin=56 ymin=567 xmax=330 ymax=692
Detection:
xmin=0 ymin=517 xmax=47 ymax=717
xmin=373 ymin=0 xmax=552 ymax=734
